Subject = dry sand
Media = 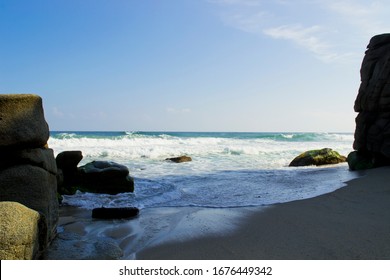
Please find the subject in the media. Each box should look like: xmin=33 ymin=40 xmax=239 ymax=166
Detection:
xmin=47 ymin=166 xmax=390 ymax=260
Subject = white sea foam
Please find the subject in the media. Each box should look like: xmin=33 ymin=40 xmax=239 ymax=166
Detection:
xmin=48 ymin=132 xmax=353 ymax=167
xmin=51 ymin=132 xmax=356 ymax=209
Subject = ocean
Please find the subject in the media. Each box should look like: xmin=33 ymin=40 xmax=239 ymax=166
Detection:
xmin=48 ymin=131 xmax=358 ymax=210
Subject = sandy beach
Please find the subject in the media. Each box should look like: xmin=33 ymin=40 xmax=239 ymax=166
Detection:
xmin=46 ymin=166 xmax=390 ymax=260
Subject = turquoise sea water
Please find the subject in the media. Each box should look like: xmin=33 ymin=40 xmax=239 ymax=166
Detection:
xmin=49 ymin=131 xmax=357 ymax=209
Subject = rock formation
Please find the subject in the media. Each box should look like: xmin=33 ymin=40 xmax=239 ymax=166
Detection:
xmin=56 ymin=150 xmax=83 ymax=179
xmin=0 ymin=202 xmax=45 ymax=260
xmin=349 ymin=33 xmax=390 ymax=170
xmin=289 ymin=148 xmax=346 ymax=167
xmin=56 ymin=150 xmax=83 ymax=196
xmin=0 ymin=94 xmax=58 ymax=259
xmin=77 ymin=160 xmax=134 ymax=194
xmin=91 ymin=207 xmax=139 ymax=219
xmin=57 ymin=158 xmax=135 ymax=195
xmin=0 ymin=94 xmax=49 ymax=148
xmin=165 ymin=155 xmax=192 ymax=163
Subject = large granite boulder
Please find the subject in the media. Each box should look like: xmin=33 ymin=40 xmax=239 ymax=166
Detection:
xmin=0 ymin=94 xmax=58 ymax=258
xmin=0 ymin=202 xmax=45 ymax=260
xmin=0 ymin=164 xmax=58 ymax=240
xmin=289 ymin=148 xmax=347 ymax=167
xmin=0 ymin=94 xmax=49 ymax=149
xmin=349 ymin=34 xmax=390 ymax=170
xmin=0 ymin=147 xmax=57 ymax=173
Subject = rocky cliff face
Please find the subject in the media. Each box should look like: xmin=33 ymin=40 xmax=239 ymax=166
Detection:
xmin=349 ymin=34 xmax=390 ymax=170
xmin=0 ymin=94 xmax=58 ymax=259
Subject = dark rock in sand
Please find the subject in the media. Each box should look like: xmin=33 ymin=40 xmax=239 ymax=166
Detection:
xmin=0 ymin=94 xmax=49 ymax=149
xmin=350 ymin=33 xmax=390 ymax=169
xmin=92 ymin=207 xmax=139 ymax=219
xmin=347 ymin=151 xmax=376 ymax=171
xmin=289 ymin=148 xmax=347 ymax=167
xmin=76 ymin=161 xmax=134 ymax=194
xmin=166 ymin=155 xmax=192 ymax=163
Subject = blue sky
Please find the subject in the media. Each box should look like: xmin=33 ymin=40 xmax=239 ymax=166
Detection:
xmin=1 ymin=0 xmax=389 ymax=132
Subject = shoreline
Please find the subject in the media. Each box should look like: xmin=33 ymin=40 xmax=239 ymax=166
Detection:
xmin=138 ymin=166 xmax=390 ymax=259
xmin=45 ymin=166 xmax=390 ymax=259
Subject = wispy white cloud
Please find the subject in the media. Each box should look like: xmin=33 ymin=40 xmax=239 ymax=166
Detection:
xmin=263 ymin=24 xmax=340 ymax=63
xmin=321 ymin=0 xmax=390 ymax=36
xmin=209 ymin=0 xmax=341 ymax=62
xmin=208 ymin=0 xmax=390 ymax=63
xmin=327 ymin=0 xmax=379 ymax=17
xmin=222 ymin=11 xmax=272 ymax=34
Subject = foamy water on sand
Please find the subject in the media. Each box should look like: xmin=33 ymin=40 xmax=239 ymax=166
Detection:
xmin=49 ymin=131 xmax=357 ymax=209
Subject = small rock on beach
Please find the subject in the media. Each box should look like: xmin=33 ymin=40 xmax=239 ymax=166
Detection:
xmin=165 ymin=156 xmax=192 ymax=163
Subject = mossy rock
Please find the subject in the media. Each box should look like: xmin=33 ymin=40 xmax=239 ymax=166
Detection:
xmin=289 ymin=148 xmax=347 ymax=167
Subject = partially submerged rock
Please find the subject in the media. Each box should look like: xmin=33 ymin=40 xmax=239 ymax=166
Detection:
xmin=77 ymin=161 xmax=134 ymax=194
xmin=165 ymin=155 xmax=192 ymax=163
xmin=289 ymin=148 xmax=347 ymax=167
xmin=58 ymin=160 xmax=134 ymax=195
xmin=56 ymin=153 xmax=135 ymax=195
xmin=79 ymin=160 xmax=130 ymax=177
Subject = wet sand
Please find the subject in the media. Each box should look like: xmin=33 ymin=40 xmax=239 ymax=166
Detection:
xmin=46 ymin=167 xmax=390 ymax=259
xmin=138 ymin=167 xmax=390 ymax=259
